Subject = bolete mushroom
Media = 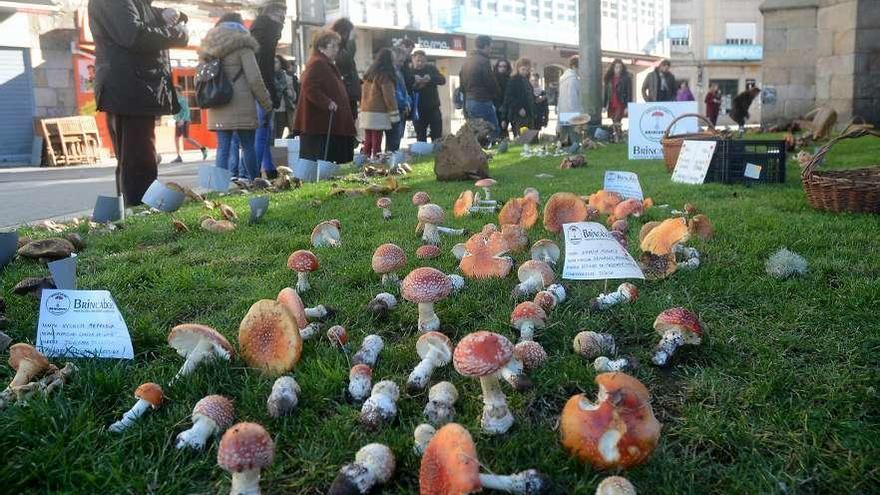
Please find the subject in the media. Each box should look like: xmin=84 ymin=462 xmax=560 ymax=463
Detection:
xmin=311 ymin=220 xmax=341 ymax=247
xmin=530 ymin=239 xmax=561 ymax=265
xmin=401 ymin=267 xmax=453 ymax=333
xmin=367 ymin=292 xmax=397 ymax=318
xmin=652 ymin=307 xmax=703 ymax=367
xmin=287 ymin=250 xmax=319 ymax=293
xmin=266 ymin=375 xmax=301 ymax=418
xmin=17 ymin=237 xmax=75 ymax=261
xmin=359 ymin=380 xmax=400 ymax=430
xmin=590 ymin=283 xmax=639 ymax=311
xmin=6 ymin=343 xmax=50 ymax=389
xmin=352 ymin=335 xmax=384 ymax=368
xmin=543 ymin=193 xmax=588 ymax=233
xmin=329 ymin=443 xmax=396 ymax=495
xmin=108 ymin=382 xmax=164 ymax=433
xmin=640 ymin=217 xmax=689 ymax=256
xmin=596 ymin=476 xmax=637 ymax=495
xmin=348 ymin=364 xmax=372 ymax=403
xmin=238 ymin=299 xmax=302 ymax=376
xmin=167 ymin=324 xmax=234 ymax=381
xmin=510 ymin=302 xmax=547 ymax=342
xmin=512 ymin=260 xmax=555 ymax=298
xmin=217 ymin=422 xmax=275 ymax=495
xmin=453 ymin=331 xmax=515 ymax=435
xmin=573 ymin=331 xmax=617 ymax=360
xmin=406 ymin=332 xmax=453 ymax=393
xmin=560 ymin=373 xmax=660 ymax=469
xmin=176 ymin=395 xmax=234 ymax=450
xmin=423 ymin=381 xmax=458 ymax=425
xmin=376 ymin=197 xmax=392 ymax=220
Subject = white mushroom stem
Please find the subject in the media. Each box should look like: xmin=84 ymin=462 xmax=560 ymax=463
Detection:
xmin=652 ymin=330 xmax=685 ymax=367
xmin=474 ymin=192 xmax=497 ymax=206
xmin=348 ymin=370 xmax=372 ymax=403
xmin=547 ymin=284 xmax=566 ymax=304
xmin=448 ymin=274 xmax=465 ymax=294
xmin=406 ymin=349 xmax=445 ymax=392
xmin=175 ymin=415 xmax=218 ymax=449
xmin=360 ymin=381 xmax=399 ymax=429
xmin=499 ymin=358 xmax=532 ymax=391
xmin=593 ymin=356 xmax=630 ymax=372
xmin=417 ymin=303 xmax=440 ymax=333
xmin=380 ymin=272 xmax=400 ymax=285
xmin=422 ymin=223 xmax=440 ymax=244
xmin=479 ymin=470 xmax=549 ymax=494
xmin=304 ymin=305 xmax=330 ymax=319
xmin=382 ymin=208 xmax=392 ymax=220
xmin=173 ymin=339 xmax=225 ymax=382
xmin=592 ymin=287 xmax=631 ymax=311
xmin=481 ymin=187 xmax=492 ymax=201
xmin=299 ymin=323 xmax=321 ymax=340
xmin=230 ymin=468 xmax=261 ymax=495
xmin=479 ymin=374 xmax=514 ymax=435
xmin=437 ymin=226 xmax=466 ymax=236
xmin=296 ymin=272 xmax=311 ymax=293
xmin=414 ymin=423 xmax=436 ymax=456
xmin=676 ymin=245 xmax=700 ymax=270
xmin=108 ymin=398 xmax=151 ymax=433
xmin=353 ymin=336 xmax=384 ymax=368
xmin=517 ymin=322 xmax=536 ymax=342
xmin=267 ymin=376 xmax=301 ymax=418
xmin=367 ymin=293 xmax=397 ymax=316
xmin=468 ymin=206 xmax=497 ymax=214
xmin=513 ymin=275 xmax=544 ymax=298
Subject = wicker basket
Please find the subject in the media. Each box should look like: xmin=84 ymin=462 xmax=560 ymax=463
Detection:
xmin=661 ymin=113 xmax=718 ymax=172
xmin=801 ymin=127 xmax=880 ymax=213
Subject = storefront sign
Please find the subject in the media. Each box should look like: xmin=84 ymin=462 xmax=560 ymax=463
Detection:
xmin=383 ymin=30 xmax=467 ymax=57
xmin=36 ymin=290 xmax=134 ymax=359
xmin=707 ymin=44 xmax=763 ymax=61
xmin=627 ymin=102 xmax=698 ymax=160
xmin=562 ymin=222 xmax=644 ymax=281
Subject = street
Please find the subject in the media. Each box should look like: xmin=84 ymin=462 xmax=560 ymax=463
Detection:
xmin=0 ymin=155 xmax=208 ymax=228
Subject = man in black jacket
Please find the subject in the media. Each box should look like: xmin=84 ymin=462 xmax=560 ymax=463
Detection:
xmin=410 ymin=50 xmax=446 ymax=142
xmin=89 ymin=0 xmax=187 ymax=206
xmin=251 ymin=0 xmax=286 ymax=179
xmin=460 ymin=35 xmax=499 ymax=139
xmin=641 ymin=59 xmax=677 ymax=102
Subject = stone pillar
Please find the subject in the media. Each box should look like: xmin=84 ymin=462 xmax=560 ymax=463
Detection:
xmin=853 ymin=0 xmax=880 ymax=126
xmin=815 ymin=0 xmax=860 ymax=126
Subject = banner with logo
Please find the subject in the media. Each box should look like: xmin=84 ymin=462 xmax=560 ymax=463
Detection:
xmin=627 ymin=102 xmax=699 ymax=160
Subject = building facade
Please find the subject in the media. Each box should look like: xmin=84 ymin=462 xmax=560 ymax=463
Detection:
xmin=668 ymin=0 xmax=764 ymax=125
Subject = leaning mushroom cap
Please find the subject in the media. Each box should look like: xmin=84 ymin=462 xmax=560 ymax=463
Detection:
xmin=475 ymin=178 xmax=496 ymax=189
xmin=193 ymin=394 xmax=235 ymax=430
xmin=654 ymin=307 xmax=703 ymax=344
xmin=238 ymin=299 xmax=303 ymax=376
xmin=311 ymin=221 xmax=341 ymax=247
xmin=401 ymin=267 xmax=453 ymax=304
xmin=453 ymin=190 xmax=475 ymax=218
xmin=135 ymin=382 xmax=165 ymax=408
xmin=517 ymin=260 xmax=555 ymax=288
xmin=453 ymin=331 xmax=513 ymax=378
xmin=640 ymin=217 xmax=689 ymax=256
xmin=7 ymin=343 xmax=51 ymax=388
xmin=419 ymin=423 xmax=481 ymax=494
xmin=510 ymin=302 xmax=548 ymax=331
xmin=276 ymin=287 xmax=309 ymax=329
xmin=217 ymin=422 xmax=275 ymax=473
xmin=543 ymin=193 xmax=588 ymax=233
xmin=417 ymin=332 xmax=453 ymax=362
xmin=168 ymin=324 xmax=235 ymax=360
xmin=530 ymin=239 xmax=561 ymax=265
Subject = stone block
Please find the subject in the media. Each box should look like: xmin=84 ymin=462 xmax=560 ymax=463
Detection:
xmin=832 ymin=28 xmax=857 ymax=54
xmin=787 ymin=84 xmax=818 ymax=101
xmin=830 ymin=74 xmax=855 ymax=98
xmin=816 ymin=29 xmax=835 ymax=56
xmin=790 ymin=68 xmax=817 ymax=86
xmin=764 ymin=28 xmax=788 ymax=49
xmin=31 ymin=67 xmax=48 ymax=87
xmin=765 ymin=8 xmax=818 ymax=29
xmin=33 ymin=88 xmax=57 ymax=108
xmin=853 ymin=75 xmax=880 ymax=98
xmin=763 ymin=67 xmax=791 ymax=85
xmin=816 ymin=75 xmax=831 ymax=99
xmin=818 ymin=1 xmax=858 ymax=31
xmin=47 ymin=69 xmax=71 ymax=89
xmin=788 ymin=27 xmax=820 ymax=50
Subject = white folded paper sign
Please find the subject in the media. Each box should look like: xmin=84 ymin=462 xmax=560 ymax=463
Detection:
xmin=92 ymin=195 xmax=121 ymax=223
xmin=561 ymin=222 xmax=644 ymax=280
xmin=671 ymin=140 xmax=718 ymax=185
xmin=48 ymin=254 xmax=77 ymax=290
xmin=603 ymin=171 xmax=644 ymax=200
xmin=36 ymin=289 xmax=134 ymax=359
xmin=0 ymin=231 xmax=18 ymax=269
xmin=141 ymin=180 xmax=186 ymax=212
xmin=198 ymin=165 xmax=232 ymax=192
xmin=249 ymin=196 xmax=269 ymax=223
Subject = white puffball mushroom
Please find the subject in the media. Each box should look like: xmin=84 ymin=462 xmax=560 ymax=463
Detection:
xmin=596 ymin=476 xmax=637 ymax=495
xmin=423 ymin=381 xmax=458 ymax=425
xmin=348 ymin=364 xmax=372 ymax=403
xmin=176 ymin=395 xmax=234 ymax=450
xmin=448 ymin=274 xmax=465 ymax=294
xmin=766 ymin=248 xmax=808 ymax=279
xmin=413 ymin=423 xmax=436 ymax=456
xmin=328 ymin=443 xmax=396 ymax=495
xmin=266 ymin=376 xmax=301 ymax=418
xmin=359 ymin=380 xmax=399 ymax=430
xmin=352 ymin=335 xmax=384 ymax=368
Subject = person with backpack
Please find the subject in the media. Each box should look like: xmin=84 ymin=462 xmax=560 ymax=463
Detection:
xmin=251 ymin=0 xmax=286 ymax=179
xmin=358 ymin=48 xmax=398 ymax=159
xmin=198 ymin=13 xmax=272 ymax=183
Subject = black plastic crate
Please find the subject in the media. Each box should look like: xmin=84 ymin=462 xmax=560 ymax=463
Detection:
xmin=704 ymin=139 xmax=787 ymax=184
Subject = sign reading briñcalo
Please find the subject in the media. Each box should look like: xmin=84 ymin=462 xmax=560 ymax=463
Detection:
xmin=36 ymin=290 xmax=134 ymax=360
xmin=561 ymin=222 xmax=644 ymax=281
xmin=627 ymin=102 xmax=698 ymax=160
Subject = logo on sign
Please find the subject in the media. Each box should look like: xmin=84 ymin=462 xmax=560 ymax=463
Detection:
xmin=566 ymin=225 xmax=582 ymax=245
xmin=638 ymin=106 xmax=675 ymax=143
xmin=45 ymin=292 xmax=70 ymax=316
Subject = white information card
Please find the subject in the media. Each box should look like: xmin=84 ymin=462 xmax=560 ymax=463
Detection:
xmin=561 ymin=222 xmax=644 ymax=280
xmin=671 ymin=140 xmax=718 ymax=185
xmin=36 ymin=290 xmax=134 ymax=359
xmin=603 ymin=171 xmax=644 ymax=200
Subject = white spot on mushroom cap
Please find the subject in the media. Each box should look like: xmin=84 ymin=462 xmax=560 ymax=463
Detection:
xmin=217 ymin=422 xmax=275 ymax=473
xmin=510 ymin=302 xmax=548 ymax=328
xmin=401 ymin=267 xmax=453 ymax=303
xmin=598 ymin=428 xmax=622 ymax=464
xmin=288 ymin=250 xmax=319 ymax=272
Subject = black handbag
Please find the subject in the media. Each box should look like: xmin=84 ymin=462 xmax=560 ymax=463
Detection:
xmin=195 ymin=58 xmax=242 ymax=108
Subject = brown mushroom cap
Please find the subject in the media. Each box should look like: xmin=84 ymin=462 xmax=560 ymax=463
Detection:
xmin=419 ymin=423 xmax=481 ymax=494
xmin=416 ymin=245 xmax=442 ymax=260
xmin=412 ymin=191 xmax=431 ymax=206
xmin=510 ymin=301 xmax=547 ymax=329
xmin=453 ymin=331 xmax=513 ymax=377
xmin=518 ymin=260 xmax=555 ymax=286
xmin=287 ymin=250 xmax=319 ymax=272
xmin=588 ymin=190 xmax=623 ymax=215
xmin=533 ymin=290 xmax=557 ymax=312
xmin=514 ymin=341 xmax=548 ymax=370
xmin=640 ymin=218 xmax=689 ymax=256
xmin=654 ymin=307 xmax=703 ymax=343
xmin=135 ymin=382 xmax=165 ymax=407
xmin=376 ymin=197 xmax=392 ymax=208
xmin=474 ymin=178 xmax=497 ymax=188
xmin=193 ymin=395 xmax=235 ymax=430
xmin=401 ymin=267 xmax=453 ymax=304
xmin=688 ymin=214 xmax=714 ymax=241
xmin=500 ymin=224 xmax=528 ymax=252
xmin=168 ymin=324 xmax=235 ymax=359
xmin=217 ymin=422 xmax=275 ymax=473
xmin=543 ymin=193 xmax=588 ymax=233
xmin=8 ymin=343 xmax=50 ymax=375
xmin=638 ymin=221 xmax=661 ymax=243
xmin=418 ymin=204 xmax=445 ymax=224
xmin=276 ymin=287 xmax=309 ymax=329
xmin=238 ymin=299 xmax=303 ymax=376
xmin=372 ymin=244 xmax=407 ymax=274
xmin=498 ymin=197 xmax=539 ymax=230
xmin=453 ymin=190 xmax=475 ymax=218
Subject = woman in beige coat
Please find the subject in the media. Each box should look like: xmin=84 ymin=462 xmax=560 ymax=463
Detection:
xmin=198 ymin=13 xmax=272 ymax=181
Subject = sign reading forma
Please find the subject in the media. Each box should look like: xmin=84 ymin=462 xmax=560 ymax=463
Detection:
xmin=707 ymin=44 xmax=763 ymax=61
xmin=627 ymin=102 xmax=699 ymax=160
xmin=562 ymin=222 xmax=645 ymax=281
xmin=36 ymin=290 xmax=134 ymax=360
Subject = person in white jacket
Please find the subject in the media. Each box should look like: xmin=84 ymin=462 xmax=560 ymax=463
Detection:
xmin=556 ymin=55 xmax=584 ymax=145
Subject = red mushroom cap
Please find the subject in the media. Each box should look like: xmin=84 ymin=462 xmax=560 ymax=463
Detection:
xmin=217 ymin=422 xmax=275 ymax=473
xmin=193 ymin=395 xmax=235 ymax=430
xmin=510 ymin=301 xmax=547 ymax=329
xmin=453 ymin=331 xmax=513 ymax=377
xmin=533 ymin=291 xmax=557 ymax=312
xmin=653 ymin=307 xmax=703 ymax=343
xmin=376 ymin=197 xmax=392 ymax=208
xmin=401 ymin=267 xmax=453 ymax=304
xmin=412 ymin=191 xmax=431 ymax=206
xmin=474 ymin=178 xmax=497 ymax=188
xmin=372 ymin=244 xmax=407 ymax=274
xmin=514 ymin=341 xmax=548 ymax=370
xmin=287 ymin=250 xmax=319 ymax=272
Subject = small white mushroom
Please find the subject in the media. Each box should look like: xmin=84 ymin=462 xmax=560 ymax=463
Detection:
xmin=447 ymin=274 xmax=465 ymax=294
xmin=266 ymin=376 xmax=301 ymax=418
xmin=413 ymin=423 xmax=436 ymax=456
xmin=328 ymin=443 xmax=396 ymax=495
xmin=423 ymin=381 xmax=458 ymax=425
xmin=406 ymin=332 xmax=453 ymax=393
xmin=352 ymin=335 xmax=384 ymax=368
xmin=590 ymin=283 xmax=639 ymax=311
xmin=675 ymin=244 xmax=700 ymax=270
xmin=176 ymin=395 xmax=234 ymax=450
xmin=593 ymin=356 xmax=634 ymax=373
xmin=348 ymin=364 xmax=372 ymax=403
xmin=108 ymin=383 xmax=164 ymax=433
xmin=367 ymin=292 xmax=397 ymax=318
xmin=359 ymin=380 xmax=400 ymax=430
xmin=530 ymin=239 xmax=561 ymax=265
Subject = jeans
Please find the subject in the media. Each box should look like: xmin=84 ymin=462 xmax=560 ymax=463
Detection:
xmin=385 ymin=109 xmax=407 ymax=152
xmin=255 ymin=105 xmax=274 ymax=173
xmin=216 ymin=130 xmax=258 ymax=180
xmin=227 ymin=132 xmax=241 ymax=176
xmin=465 ymin=99 xmax=499 ymax=139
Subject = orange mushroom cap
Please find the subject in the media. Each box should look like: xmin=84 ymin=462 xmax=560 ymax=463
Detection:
xmin=640 ymin=217 xmax=689 ymax=256
xmin=500 ymin=224 xmax=529 ymax=253
xmin=135 ymin=382 xmax=164 ymax=408
xmin=453 ymin=190 xmax=475 ymax=218
xmin=588 ymin=190 xmax=623 ymax=216
xmin=543 ymin=193 xmax=588 ymax=233
xmin=499 ymin=197 xmax=539 ymax=230
xmin=238 ymin=299 xmax=303 ymax=376
xmin=419 ymin=423 xmax=481 ymax=495
xmin=8 ymin=343 xmax=49 ymax=374
xmin=276 ymin=287 xmax=309 ymax=329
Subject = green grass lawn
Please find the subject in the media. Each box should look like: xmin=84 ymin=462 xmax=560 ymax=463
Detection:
xmin=1 ymin=135 xmax=879 ymax=494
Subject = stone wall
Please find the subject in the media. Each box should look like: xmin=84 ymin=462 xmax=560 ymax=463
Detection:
xmin=853 ymin=0 xmax=880 ymax=125
xmin=33 ymin=29 xmax=78 ymax=119
xmin=815 ymin=0 xmax=859 ymax=125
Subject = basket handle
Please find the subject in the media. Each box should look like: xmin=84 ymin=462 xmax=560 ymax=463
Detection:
xmin=663 ymin=113 xmax=716 ymax=139
xmin=802 ymin=125 xmax=880 ymax=178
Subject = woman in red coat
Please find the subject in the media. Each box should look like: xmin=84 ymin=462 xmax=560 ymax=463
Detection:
xmin=292 ymin=30 xmax=357 ymax=163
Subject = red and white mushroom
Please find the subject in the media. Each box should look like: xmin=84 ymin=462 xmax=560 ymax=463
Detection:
xmin=238 ymin=300 xmax=302 ymax=376
xmin=475 ymin=178 xmax=497 ymax=202
xmin=266 ymin=375 xmax=301 ymax=418
xmin=573 ymin=331 xmax=617 ymax=359
xmin=453 ymin=331 xmax=515 ymax=435
xmin=510 ymin=301 xmax=547 ymax=342
xmin=406 ymin=332 xmax=453 ymax=393
xmin=167 ymin=324 xmax=234 ymax=382
xmin=401 ymin=267 xmax=453 ymax=333
xmin=376 ymin=197 xmax=392 ymax=220
xmin=590 ymin=283 xmax=639 ymax=311
xmin=176 ymin=394 xmax=234 ymax=450
xmin=596 ymin=476 xmax=637 ymax=495
xmin=512 ymin=260 xmax=555 ymax=298
xmin=352 ymin=334 xmax=384 ymax=368
xmin=652 ymin=307 xmax=704 ymax=367
xmin=418 ymin=204 xmax=445 ymax=245
xmin=423 ymin=381 xmax=458 ymax=425
xmin=326 ymin=325 xmax=349 ymax=349
xmin=287 ymin=250 xmax=319 ymax=293
xmin=371 ymin=244 xmax=407 ymax=285
xmin=328 ymin=443 xmax=396 ymax=495
xmin=311 ymin=220 xmax=341 ymax=247
xmin=412 ymin=191 xmax=431 ymax=206
xmin=217 ymin=422 xmax=275 ymax=495
xmin=276 ymin=287 xmax=322 ymax=340
xmin=530 ymin=239 xmax=561 ymax=265
xmin=416 ymin=245 xmax=442 ymax=260
xmin=108 ymin=382 xmax=164 ymax=433
xmin=514 ymin=341 xmax=548 ymax=371
xmin=348 ymin=364 xmax=373 ymax=403
xmin=359 ymin=380 xmax=400 ymax=430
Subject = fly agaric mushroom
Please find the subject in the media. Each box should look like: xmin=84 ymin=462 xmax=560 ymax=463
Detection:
xmin=573 ymin=331 xmax=617 ymax=360
xmin=238 ymin=299 xmax=303 ymax=376
xmin=416 ymin=245 xmax=442 ymax=260
xmin=167 ymin=324 xmax=234 ymax=381
xmin=596 ymin=476 xmax=637 ymax=495
xmin=560 ymin=372 xmax=661 ymax=469
xmin=515 ymin=341 xmax=548 ymax=371
xmin=593 ymin=356 xmax=635 ymax=373
xmin=327 ymin=325 xmax=349 ymax=349
xmin=652 ymin=307 xmax=703 ymax=367
xmin=424 ymin=381 xmax=458 ymax=425
xmin=510 ymin=302 xmax=547 ymax=342
xmin=266 ymin=375 xmax=301 ymax=418
xmin=367 ymin=292 xmax=397 ymax=318
xmin=329 ymin=443 xmax=396 ymax=495
xmin=412 ymin=191 xmax=431 ymax=206
xmin=176 ymin=394 xmax=234 ymax=450
xmin=401 ymin=267 xmax=453 ymax=333
xmin=376 ymin=197 xmax=392 ymax=220
xmin=530 ymin=239 xmax=561 ymax=266
xmin=6 ymin=344 xmax=50 ymax=389
xmin=588 ymin=190 xmax=623 ymax=215
xmin=348 ymin=364 xmax=373 ymax=403
xmin=311 ymin=220 xmax=341 ymax=247
xmin=512 ymin=260 xmax=555 ymax=298
xmin=414 ymin=423 xmax=436 ymax=456
xmin=353 ymin=335 xmax=384 ymax=368
xmin=688 ymin=214 xmax=714 ymax=241
xmin=287 ymin=250 xmax=319 ymax=293
xmin=371 ymin=244 xmax=407 ymax=285
xmin=459 ymin=231 xmax=514 ymax=279
xmin=418 ymin=204 xmax=461 ymax=245
xmin=276 ymin=287 xmax=322 ymax=340
xmin=108 ymin=382 xmax=164 ymax=433
xmin=543 ymin=193 xmax=588 ymax=233
xmin=420 ymin=423 xmax=552 ymax=494
xmin=547 ymin=283 xmax=566 ymax=304
xmin=533 ymin=290 xmax=557 ymax=312
xmin=590 ymin=283 xmax=639 ymax=311
xmin=406 ymin=332 xmax=453 ymax=393
xmin=217 ymin=422 xmax=275 ymax=495
xmin=475 ymin=178 xmax=497 ymax=202
xmin=499 ymin=197 xmax=539 ymax=229
xmin=453 ymin=331 xmax=516 ymax=435
xmin=359 ymin=380 xmax=400 ymax=430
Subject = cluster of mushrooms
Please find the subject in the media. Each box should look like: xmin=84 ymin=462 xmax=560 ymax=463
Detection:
xmin=3 ymin=165 xmax=717 ymax=494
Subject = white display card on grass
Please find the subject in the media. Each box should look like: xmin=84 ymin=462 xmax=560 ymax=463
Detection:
xmin=562 ymin=222 xmax=644 ymax=280
xmin=603 ymin=171 xmax=644 ymax=200
xmin=671 ymin=140 xmax=718 ymax=185
xmin=36 ymin=290 xmax=134 ymax=359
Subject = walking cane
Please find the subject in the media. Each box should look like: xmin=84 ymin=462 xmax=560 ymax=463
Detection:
xmin=318 ymin=108 xmax=335 ymax=183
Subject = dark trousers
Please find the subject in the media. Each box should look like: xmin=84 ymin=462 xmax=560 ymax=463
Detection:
xmin=414 ymin=108 xmax=443 ymax=142
xmin=106 ymin=113 xmax=157 ymax=207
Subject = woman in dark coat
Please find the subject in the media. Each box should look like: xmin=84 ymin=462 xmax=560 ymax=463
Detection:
xmin=329 ymin=18 xmax=361 ymax=121
xmin=530 ymin=72 xmax=549 ymax=130
xmin=493 ymin=58 xmax=512 ymax=139
xmin=250 ymin=0 xmax=286 ymax=178
xmin=503 ymin=57 xmax=536 ymax=137
xmin=292 ymin=30 xmax=357 ymax=164
xmin=603 ymin=59 xmax=632 ymax=143
xmin=729 ymin=87 xmax=761 ymax=133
